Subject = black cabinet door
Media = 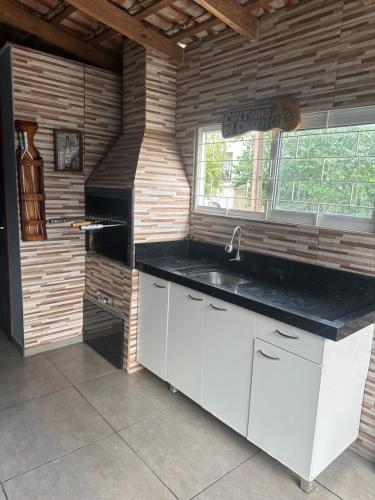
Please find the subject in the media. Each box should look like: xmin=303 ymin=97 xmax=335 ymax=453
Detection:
xmin=83 ymin=298 xmax=124 ymax=369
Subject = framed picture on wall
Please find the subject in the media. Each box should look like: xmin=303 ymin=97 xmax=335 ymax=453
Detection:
xmin=54 ymin=129 xmax=83 ymax=172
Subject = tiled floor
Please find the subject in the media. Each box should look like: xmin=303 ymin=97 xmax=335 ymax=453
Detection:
xmin=0 ymin=333 xmax=374 ymax=500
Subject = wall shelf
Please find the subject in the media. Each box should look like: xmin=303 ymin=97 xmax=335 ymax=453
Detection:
xmin=15 ymin=120 xmax=47 ymax=241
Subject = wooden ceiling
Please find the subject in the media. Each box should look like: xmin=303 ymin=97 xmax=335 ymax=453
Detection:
xmin=0 ymin=0 xmax=303 ymax=71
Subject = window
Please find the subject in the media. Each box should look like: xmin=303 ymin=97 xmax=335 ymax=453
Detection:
xmin=194 ymin=107 xmax=375 ymax=232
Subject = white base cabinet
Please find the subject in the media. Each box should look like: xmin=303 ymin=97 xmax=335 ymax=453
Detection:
xmin=137 ymin=272 xmax=373 ymax=487
xmin=248 ymin=325 xmax=373 ymax=482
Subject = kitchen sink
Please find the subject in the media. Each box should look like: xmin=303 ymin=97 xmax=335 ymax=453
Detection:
xmin=188 ymin=269 xmax=250 ymax=287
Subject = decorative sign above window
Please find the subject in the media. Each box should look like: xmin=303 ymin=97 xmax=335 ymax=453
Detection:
xmin=222 ymin=97 xmax=301 ymax=138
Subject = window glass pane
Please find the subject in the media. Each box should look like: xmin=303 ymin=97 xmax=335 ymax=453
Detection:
xmin=297 ymin=130 xmax=358 ymax=158
xmin=195 ymin=128 xmax=272 ymax=213
xmin=358 ymin=130 xmax=375 ymax=156
xmin=275 ymin=180 xmax=319 ymax=213
xmin=275 ymin=123 xmax=375 ymax=219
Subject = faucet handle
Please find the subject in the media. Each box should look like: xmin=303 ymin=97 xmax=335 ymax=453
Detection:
xmin=225 ymin=243 xmax=233 ymax=253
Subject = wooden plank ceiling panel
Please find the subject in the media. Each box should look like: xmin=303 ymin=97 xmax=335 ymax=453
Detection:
xmin=64 ymin=0 xmax=184 ymax=63
xmin=135 ymin=0 xmax=177 ymax=20
xmin=0 ymin=0 xmax=304 ymax=68
xmin=171 ymin=17 xmax=219 ymax=41
xmin=0 ymin=0 xmax=120 ymax=70
xmin=50 ymin=5 xmax=76 ymax=25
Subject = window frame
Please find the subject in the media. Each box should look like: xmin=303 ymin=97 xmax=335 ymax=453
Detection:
xmin=193 ymin=106 xmax=375 ymax=233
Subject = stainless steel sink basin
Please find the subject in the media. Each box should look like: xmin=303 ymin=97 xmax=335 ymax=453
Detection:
xmin=188 ymin=269 xmax=249 ymax=287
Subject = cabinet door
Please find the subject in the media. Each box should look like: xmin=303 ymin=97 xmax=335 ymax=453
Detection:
xmin=166 ymin=283 xmax=206 ymax=403
xmin=137 ymin=273 xmax=169 ymax=380
xmin=202 ymin=297 xmax=256 ymax=436
xmin=248 ymin=339 xmax=322 ymax=480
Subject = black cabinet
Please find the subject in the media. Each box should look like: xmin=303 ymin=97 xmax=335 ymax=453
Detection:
xmin=83 ymin=298 xmax=124 ymax=369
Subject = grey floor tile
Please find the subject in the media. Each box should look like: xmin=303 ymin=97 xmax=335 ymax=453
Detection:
xmin=0 ymin=354 xmax=71 ymax=411
xmin=44 ymin=342 xmax=118 ymax=384
xmin=317 ymin=449 xmax=375 ymax=500
xmin=0 ymin=387 xmax=112 ymax=481
xmin=0 ymin=334 xmax=23 ymax=365
xmin=0 ymin=486 xmax=6 ymax=500
xmin=120 ymin=400 xmax=257 ymax=500
xmin=77 ymin=369 xmax=184 ymax=431
xmin=0 ymin=332 xmax=12 ymax=346
xmin=194 ymin=451 xmax=339 ymax=500
xmin=4 ymin=434 xmax=175 ymax=500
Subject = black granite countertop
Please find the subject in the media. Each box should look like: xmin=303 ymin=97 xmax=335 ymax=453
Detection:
xmin=135 ymin=241 xmax=375 ymax=341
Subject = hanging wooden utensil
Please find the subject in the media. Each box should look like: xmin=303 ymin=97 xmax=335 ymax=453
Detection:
xmin=15 ymin=120 xmax=47 ymax=241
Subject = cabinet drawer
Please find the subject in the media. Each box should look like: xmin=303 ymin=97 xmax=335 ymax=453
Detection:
xmin=256 ymin=314 xmax=325 ymax=364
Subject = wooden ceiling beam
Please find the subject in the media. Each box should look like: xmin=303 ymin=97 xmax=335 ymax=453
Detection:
xmin=65 ymin=0 xmax=184 ymax=64
xmin=192 ymin=0 xmax=258 ymax=41
xmin=0 ymin=0 xmax=120 ymax=71
xmin=135 ymin=0 xmax=176 ymax=20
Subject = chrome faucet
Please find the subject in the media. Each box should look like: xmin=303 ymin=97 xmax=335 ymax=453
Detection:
xmin=225 ymin=226 xmax=242 ymax=262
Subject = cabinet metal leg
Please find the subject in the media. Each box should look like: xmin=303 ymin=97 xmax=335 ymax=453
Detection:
xmin=169 ymin=384 xmax=178 ymax=394
xmin=300 ymin=478 xmax=314 ymax=493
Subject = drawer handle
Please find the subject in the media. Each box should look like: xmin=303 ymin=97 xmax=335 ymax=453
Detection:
xmin=275 ymin=329 xmax=300 ymax=340
xmin=188 ymin=294 xmax=203 ymax=301
xmin=210 ymin=303 xmax=227 ymax=311
xmin=153 ymin=283 xmax=166 ymax=289
xmin=258 ymin=349 xmax=280 ymax=361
